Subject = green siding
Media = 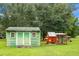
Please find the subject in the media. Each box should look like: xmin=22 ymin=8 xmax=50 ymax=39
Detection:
xmin=24 ymin=32 xmax=30 ymax=46
xmin=9 ymin=38 xmax=16 ymax=46
xmin=31 ymin=32 xmax=40 ymax=46
xmin=6 ymin=32 xmax=16 ymax=47
xmin=6 ymin=32 xmax=10 ymax=46
xmin=17 ymin=32 xmax=23 ymax=45
xmin=6 ymin=31 xmax=41 ymax=47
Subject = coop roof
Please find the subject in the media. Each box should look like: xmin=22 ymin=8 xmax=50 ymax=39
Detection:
xmin=48 ymin=32 xmax=56 ymax=36
xmin=56 ymin=33 xmax=66 ymax=35
xmin=6 ymin=27 xmax=40 ymax=31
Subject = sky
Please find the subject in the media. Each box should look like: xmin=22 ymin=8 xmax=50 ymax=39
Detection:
xmin=72 ymin=3 xmax=79 ymax=18
xmin=0 ymin=4 xmax=6 ymax=16
xmin=73 ymin=9 xmax=79 ymax=18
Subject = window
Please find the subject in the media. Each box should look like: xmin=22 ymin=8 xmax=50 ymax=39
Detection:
xmin=32 ymin=32 xmax=36 ymax=37
xmin=11 ymin=32 xmax=15 ymax=38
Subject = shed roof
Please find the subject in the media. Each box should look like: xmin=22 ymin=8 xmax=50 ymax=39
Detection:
xmin=6 ymin=27 xmax=40 ymax=31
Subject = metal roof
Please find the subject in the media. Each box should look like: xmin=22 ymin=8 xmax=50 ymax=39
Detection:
xmin=48 ymin=32 xmax=56 ymax=36
xmin=6 ymin=27 xmax=40 ymax=31
xmin=56 ymin=33 xmax=66 ymax=35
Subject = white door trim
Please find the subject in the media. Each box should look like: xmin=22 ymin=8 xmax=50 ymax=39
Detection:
xmin=16 ymin=32 xmax=18 ymax=46
xmin=29 ymin=32 xmax=31 ymax=46
xmin=23 ymin=32 xmax=24 ymax=45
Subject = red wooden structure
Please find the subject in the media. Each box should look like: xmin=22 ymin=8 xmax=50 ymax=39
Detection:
xmin=45 ymin=32 xmax=58 ymax=44
xmin=47 ymin=37 xmax=58 ymax=44
xmin=45 ymin=32 xmax=68 ymax=45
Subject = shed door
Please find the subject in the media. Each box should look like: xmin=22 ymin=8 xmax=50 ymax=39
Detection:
xmin=17 ymin=32 xmax=23 ymax=46
xmin=24 ymin=32 xmax=30 ymax=46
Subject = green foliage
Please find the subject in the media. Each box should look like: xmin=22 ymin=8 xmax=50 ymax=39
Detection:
xmin=66 ymin=18 xmax=79 ymax=37
xmin=0 ymin=3 xmax=78 ymax=37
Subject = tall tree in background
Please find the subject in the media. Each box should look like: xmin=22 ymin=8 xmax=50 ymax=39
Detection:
xmin=0 ymin=3 xmax=77 ymax=37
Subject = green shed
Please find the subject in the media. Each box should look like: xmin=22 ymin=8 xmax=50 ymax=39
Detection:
xmin=6 ymin=27 xmax=41 ymax=47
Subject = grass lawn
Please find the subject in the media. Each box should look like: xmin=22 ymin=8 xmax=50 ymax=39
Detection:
xmin=0 ymin=36 xmax=79 ymax=56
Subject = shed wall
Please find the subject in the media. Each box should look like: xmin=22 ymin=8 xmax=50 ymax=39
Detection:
xmin=31 ymin=32 xmax=40 ymax=46
xmin=6 ymin=32 xmax=16 ymax=47
xmin=6 ymin=31 xmax=40 ymax=47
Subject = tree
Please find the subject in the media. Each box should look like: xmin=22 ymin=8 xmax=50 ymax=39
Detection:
xmin=0 ymin=3 xmax=77 ymax=38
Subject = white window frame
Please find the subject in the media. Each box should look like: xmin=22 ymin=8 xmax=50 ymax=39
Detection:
xmin=10 ymin=32 xmax=16 ymax=38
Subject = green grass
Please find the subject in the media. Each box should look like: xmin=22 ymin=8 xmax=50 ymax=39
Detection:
xmin=0 ymin=36 xmax=79 ymax=56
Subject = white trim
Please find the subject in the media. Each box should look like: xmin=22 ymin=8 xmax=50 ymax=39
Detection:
xmin=10 ymin=32 xmax=16 ymax=38
xmin=39 ymin=32 xmax=41 ymax=46
xmin=23 ymin=32 xmax=24 ymax=45
xmin=16 ymin=32 xmax=18 ymax=45
xmin=10 ymin=32 xmax=11 ymax=38
xmin=6 ymin=32 xmax=8 ymax=46
xmin=29 ymin=32 xmax=31 ymax=46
